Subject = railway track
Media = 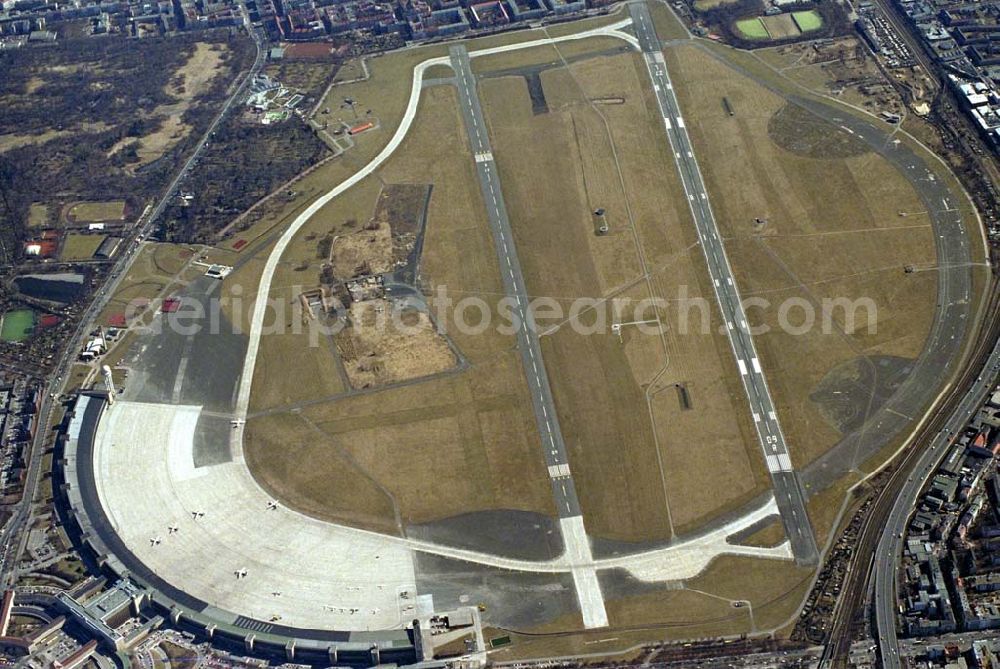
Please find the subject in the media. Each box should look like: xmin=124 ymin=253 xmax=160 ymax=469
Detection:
xmin=821 ymin=278 xmax=1000 ymax=667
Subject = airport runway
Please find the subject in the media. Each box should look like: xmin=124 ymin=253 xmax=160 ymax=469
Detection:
xmin=449 ymin=44 xmax=608 ymax=629
xmin=629 ymin=1 xmax=819 ymax=566
xmin=673 ymin=41 xmax=981 ymax=496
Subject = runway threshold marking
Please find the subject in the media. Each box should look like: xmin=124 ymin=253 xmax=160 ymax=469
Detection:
xmin=451 ymin=44 xmax=608 ymax=628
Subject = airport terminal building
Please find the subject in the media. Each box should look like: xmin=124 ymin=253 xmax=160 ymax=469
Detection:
xmin=55 ymin=392 xmax=421 ymax=667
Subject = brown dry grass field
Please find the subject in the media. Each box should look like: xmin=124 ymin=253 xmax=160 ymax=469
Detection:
xmin=700 ymin=38 xmax=984 ymax=249
xmin=336 ymin=299 xmax=456 ymax=389
xmin=221 ymin=46 xmax=452 ymax=254
xmin=764 ymin=37 xmax=908 ymax=119
xmin=648 ymin=1 xmax=691 ymax=41
xmin=223 ymin=15 xmax=630 ymax=257
xmin=109 ymin=43 xmax=229 ymax=166
xmin=225 ymin=21 xmax=969 ymax=642
xmin=60 ymin=233 xmax=106 ymax=261
xmin=66 ymin=200 xmax=125 ymax=222
xmin=762 ymin=13 xmax=801 ymax=39
xmin=693 ymin=0 xmax=739 ymax=9
xmin=27 ymin=203 xmax=49 ymax=228
xmin=248 ymin=327 xmax=348 ymax=411
xmin=479 ymin=49 xmax=769 ymax=542
xmin=665 ymin=43 xmax=941 ymax=475
xmin=489 ymin=557 xmax=811 ymax=658
xmin=470 ymin=35 xmax=628 ymax=75
xmin=329 ymin=221 xmax=393 ymax=279
xmin=244 ymin=83 xmax=555 ymax=530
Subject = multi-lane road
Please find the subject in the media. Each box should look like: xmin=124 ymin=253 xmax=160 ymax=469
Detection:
xmin=873 ymin=317 xmax=1000 ymax=668
xmin=448 ymin=44 xmax=608 ymax=629
xmin=628 ymin=1 xmax=819 ymax=566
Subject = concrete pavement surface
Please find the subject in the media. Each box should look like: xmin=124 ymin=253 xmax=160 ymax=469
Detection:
xmin=0 ymin=26 xmax=267 ymax=586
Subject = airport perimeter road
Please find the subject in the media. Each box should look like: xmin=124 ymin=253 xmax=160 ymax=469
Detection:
xmin=629 ymin=1 xmax=818 ymax=566
xmin=874 ymin=334 xmax=1000 ymax=669
xmin=449 ymin=44 xmax=608 ymax=629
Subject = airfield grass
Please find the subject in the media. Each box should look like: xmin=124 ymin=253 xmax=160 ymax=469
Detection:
xmin=245 ymin=411 xmax=400 ymax=535
xmin=315 ymin=45 xmax=449 ymax=162
xmin=226 ymin=13 xmax=632 ymax=255
xmin=742 ymin=518 xmax=786 ymax=548
xmin=693 ymin=0 xmax=739 ymax=9
xmin=470 ymin=35 xmax=629 ymax=75
xmin=665 ymin=43 xmax=941 ymax=471
xmin=698 ymin=38 xmax=985 ymax=243
xmin=292 ymin=352 xmax=556 ymax=527
xmin=806 ymin=471 xmax=863 ymax=550
xmin=64 ymin=364 xmax=94 ymax=393
xmin=66 ymin=200 xmax=125 ymax=222
xmin=495 ymin=556 xmax=812 ymax=654
xmin=543 ymin=8 xmax=632 ymax=38
xmin=248 ymin=329 xmax=347 ymax=412
xmin=647 ymin=1 xmax=690 ymax=41
xmin=478 ymin=49 xmax=770 ymax=542
xmin=60 ymin=233 xmax=106 ymax=261
xmin=424 ymin=63 xmax=454 ymax=79
xmin=696 ymin=38 xmax=990 ymax=364
xmin=226 ymin=44 xmax=450 ymax=253
xmin=223 ymin=22 xmax=968 ymax=642
xmin=244 ymin=84 xmax=555 ymax=528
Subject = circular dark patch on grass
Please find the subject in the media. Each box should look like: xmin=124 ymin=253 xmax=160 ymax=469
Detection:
xmin=810 ymin=355 xmax=914 ymax=434
xmin=767 ymin=103 xmax=872 ymax=159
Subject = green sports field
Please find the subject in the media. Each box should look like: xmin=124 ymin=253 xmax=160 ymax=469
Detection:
xmin=0 ymin=309 xmax=35 ymax=343
xmin=735 ymin=17 xmax=769 ymax=39
xmin=792 ymin=10 xmax=823 ymax=32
